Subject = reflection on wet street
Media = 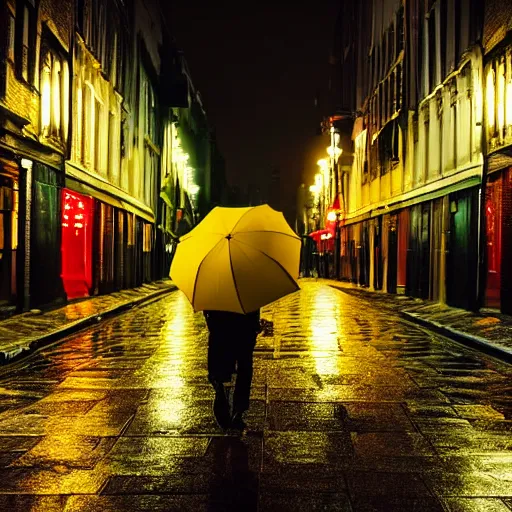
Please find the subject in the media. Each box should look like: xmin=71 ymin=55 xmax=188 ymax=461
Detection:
xmin=0 ymin=281 xmax=511 ymax=511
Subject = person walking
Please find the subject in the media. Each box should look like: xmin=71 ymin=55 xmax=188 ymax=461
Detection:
xmin=204 ymin=309 xmax=261 ymax=430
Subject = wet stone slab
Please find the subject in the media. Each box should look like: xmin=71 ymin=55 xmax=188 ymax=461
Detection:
xmin=440 ymin=497 xmax=512 ymax=512
xmin=268 ymin=401 xmax=349 ymax=431
xmin=9 ymin=434 xmax=117 ymax=469
xmin=260 ymin=465 xmax=347 ymax=493
xmin=0 ymin=495 xmax=70 ymax=512
xmin=0 ymin=282 xmax=511 ymax=504
xmin=263 ymin=431 xmax=354 ymax=467
xmin=258 ymin=492 xmax=352 ymax=512
xmin=350 ymin=496 xmax=445 ymax=512
xmin=64 ymin=494 xmax=212 ymax=512
xmin=345 ymin=470 xmax=433 ymax=498
xmin=351 ymin=431 xmax=436 ymax=457
xmin=424 ymin=470 xmax=512 ymax=497
xmin=0 ymin=467 xmax=108 ymax=494
xmin=344 ymin=402 xmax=415 ymax=432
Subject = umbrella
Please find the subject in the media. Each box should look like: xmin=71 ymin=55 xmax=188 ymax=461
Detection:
xmin=170 ymin=204 xmax=301 ymax=313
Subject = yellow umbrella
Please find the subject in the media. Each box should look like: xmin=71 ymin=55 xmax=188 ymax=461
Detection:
xmin=170 ymin=204 xmax=301 ymax=313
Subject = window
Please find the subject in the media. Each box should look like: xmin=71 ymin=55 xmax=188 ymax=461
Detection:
xmin=40 ymin=47 xmax=69 ymax=142
xmin=7 ymin=9 xmax=15 ymax=61
xmin=15 ymin=0 xmax=36 ymax=84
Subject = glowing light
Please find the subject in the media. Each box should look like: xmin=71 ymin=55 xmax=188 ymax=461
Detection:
xmin=306 ymin=286 xmax=340 ymax=376
xmin=327 ymin=211 xmax=337 ymax=222
xmin=317 ymin=159 xmax=328 ymax=170
xmin=52 ymin=59 xmax=61 ymax=135
xmin=487 ymin=69 xmax=495 ymax=132
xmin=189 ymin=184 xmax=200 ymax=195
xmin=507 ymin=79 xmax=512 ymax=127
xmin=498 ymin=63 xmax=505 ymax=132
xmin=314 ymin=173 xmax=323 ymax=191
xmin=309 ymin=184 xmax=319 ymax=194
xmin=41 ymin=65 xmax=51 ymax=132
xmin=327 ymin=146 xmax=342 ymax=159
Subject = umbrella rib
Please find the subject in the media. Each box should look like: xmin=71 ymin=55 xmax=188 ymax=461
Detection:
xmin=191 ymin=237 xmax=226 ymax=307
xmin=234 ymin=230 xmax=299 ymax=240
xmin=229 ymin=240 xmax=246 ymax=314
xmin=229 ymin=208 xmax=251 ymax=236
xmin=232 ymin=239 xmax=300 ymax=292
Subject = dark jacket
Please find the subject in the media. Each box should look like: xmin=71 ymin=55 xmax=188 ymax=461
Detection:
xmin=204 ymin=310 xmax=261 ymax=336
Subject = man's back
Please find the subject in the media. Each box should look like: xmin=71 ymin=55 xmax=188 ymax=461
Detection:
xmin=204 ymin=310 xmax=260 ymax=336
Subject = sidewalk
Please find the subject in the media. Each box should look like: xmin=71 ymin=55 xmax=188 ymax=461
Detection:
xmin=0 ymin=280 xmax=177 ymax=365
xmin=324 ymin=279 xmax=512 ymax=362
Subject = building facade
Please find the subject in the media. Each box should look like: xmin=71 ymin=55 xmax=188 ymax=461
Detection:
xmin=0 ymin=0 xmax=224 ymax=315
xmin=482 ymin=0 xmax=512 ymax=314
xmin=314 ymin=0 xmax=501 ymax=313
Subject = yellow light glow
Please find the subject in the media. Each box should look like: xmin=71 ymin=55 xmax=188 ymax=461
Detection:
xmin=52 ymin=60 xmax=61 ymax=134
xmin=189 ymin=184 xmax=200 ymax=195
xmin=314 ymin=173 xmax=323 ymax=190
xmin=327 ymin=146 xmax=342 ymax=159
xmin=507 ymin=79 xmax=512 ymax=128
xmin=327 ymin=211 xmax=337 ymax=222
xmin=498 ymin=63 xmax=505 ymax=132
xmin=309 ymin=184 xmax=319 ymax=194
xmin=487 ymin=69 xmax=495 ymax=132
xmin=306 ymin=285 xmax=340 ymax=376
xmin=317 ymin=158 xmax=328 ymax=169
xmin=41 ymin=66 xmax=51 ymax=131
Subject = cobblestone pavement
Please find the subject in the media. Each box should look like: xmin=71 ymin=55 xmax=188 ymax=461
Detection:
xmin=0 ymin=281 xmax=510 ymax=511
xmin=0 ymin=280 xmax=175 ymax=364
xmin=326 ymin=279 xmax=512 ymax=361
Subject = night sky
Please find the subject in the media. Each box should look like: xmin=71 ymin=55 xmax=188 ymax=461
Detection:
xmin=165 ymin=2 xmax=340 ymax=220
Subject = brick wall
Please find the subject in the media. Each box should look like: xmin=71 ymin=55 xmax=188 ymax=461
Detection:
xmin=483 ymin=0 xmax=512 ymax=54
xmin=40 ymin=0 xmax=72 ymax=49
xmin=501 ymin=167 xmax=512 ymax=314
xmin=3 ymin=63 xmax=38 ymax=128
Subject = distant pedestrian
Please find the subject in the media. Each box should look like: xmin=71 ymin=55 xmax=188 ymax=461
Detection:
xmin=203 ymin=309 xmax=261 ymax=430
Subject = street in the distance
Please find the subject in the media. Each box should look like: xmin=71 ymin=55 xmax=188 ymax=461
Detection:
xmin=0 ymin=281 xmax=510 ymax=511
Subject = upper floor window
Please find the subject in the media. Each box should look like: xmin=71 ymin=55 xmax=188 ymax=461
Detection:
xmin=40 ymin=46 xmax=69 ymax=142
xmin=15 ymin=0 xmax=36 ymax=84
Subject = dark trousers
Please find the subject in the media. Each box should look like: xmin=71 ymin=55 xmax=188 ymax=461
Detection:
xmin=208 ymin=332 xmax=257 ymax=414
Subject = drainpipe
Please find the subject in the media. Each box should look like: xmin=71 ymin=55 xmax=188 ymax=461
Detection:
xmin=20 ymin=158 xmax=32 ymax=311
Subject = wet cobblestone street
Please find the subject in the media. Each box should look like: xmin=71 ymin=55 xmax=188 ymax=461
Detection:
xmin=0 ymin=281 xmax=511 ymax=511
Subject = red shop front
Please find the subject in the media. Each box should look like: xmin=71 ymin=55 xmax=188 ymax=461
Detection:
xmin=61 ymin=189 xmax=94 ymax=300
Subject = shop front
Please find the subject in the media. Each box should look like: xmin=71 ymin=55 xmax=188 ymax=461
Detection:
xmin=0 ymin=166 xmax=18 ymax=314
xmin=485 ymin=166 xmax=512 ymax=314
xmin=61 ymin=189 xmax=94 ymax=300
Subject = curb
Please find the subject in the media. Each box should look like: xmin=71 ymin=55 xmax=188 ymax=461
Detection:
xmin=0 ymin=285 xmax=177 ymax=367
xmin=401 ymin=311 xmax=512 ymax=364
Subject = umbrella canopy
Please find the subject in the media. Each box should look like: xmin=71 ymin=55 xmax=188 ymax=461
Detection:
xmin=170 ymin=204 xmax=301 ymax=313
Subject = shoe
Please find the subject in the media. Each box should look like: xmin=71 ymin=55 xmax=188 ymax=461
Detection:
xmin=212 ymin=382 xmax=231 ymax=430
xmin=231 ymin=411 xmax=246 ymax=431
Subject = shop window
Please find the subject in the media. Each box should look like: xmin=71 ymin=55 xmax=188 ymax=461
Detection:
xmin=61 ymin=190 xmax=94 ymax=300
